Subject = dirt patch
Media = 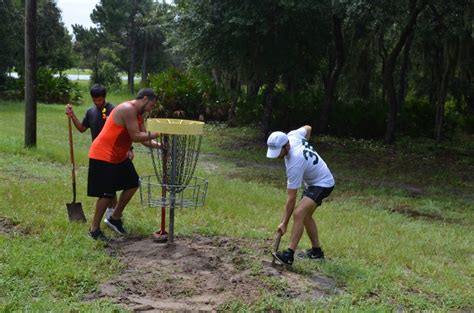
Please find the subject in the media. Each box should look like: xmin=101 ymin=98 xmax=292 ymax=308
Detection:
xmin=389 ymin=205 xmax=464 ymax=225
xmin=0 ymin=216 xmax=25 ymax=235
xmin=91 ymin=235 xmax=341 ymax=311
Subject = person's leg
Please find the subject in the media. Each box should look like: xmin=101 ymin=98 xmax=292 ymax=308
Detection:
xmin=106 ymin=194 xmax=118 ymax=219
xmin=111 ymin=187 xmax=138 ymax=220
xmin=300 ymin=186 xmax=333 ymax=250
xmin=110 ymin=158 xmax=139 ymax=220
xmin=304 ymin=206 xmax=320 ymax=248
xmin=301 ymin=208 xmax=325 ymax=258
xmin=111 ymin=194 xmax=117 ymax=208
xmin=289 ymin=196 xmax=317 ymax=251
xmin=91 ymin=197 xmax=112 ymax=232
xmin=87 ymin=159 xmax=114 ymax=234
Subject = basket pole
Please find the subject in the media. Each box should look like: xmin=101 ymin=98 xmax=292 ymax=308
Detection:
xmin=169 ymin=135 xmax=177 ymax=243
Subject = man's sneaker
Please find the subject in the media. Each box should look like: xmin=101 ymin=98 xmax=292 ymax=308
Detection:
xmin=272 ymin=250 xmax=294 ymax=265
xmin=296 ymin=248 xmax=325 ymax=260
xmin=89 ymin=228 xmax=109 ymax=242
xmin=105 ymin=207 xmax=114 ymax=220
xmin=104 ymin=217 xmax=127 ymax=235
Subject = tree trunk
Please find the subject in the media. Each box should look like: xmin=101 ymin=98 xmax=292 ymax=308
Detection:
xmin=435 ymin=41 xmax=459 ymax=142
xmin=460 ymin=2 xmax=473 ymax=113
xmin=397 ymin=32 xmax=413 ymax=110
xmin=285 ymin=77 xmax=296 ymax=130
xmin=24 ymin=0 xmax=37 ymax=148
xmin=128 ymin=0 xmax=137 ymax=94
xmin=141 ymin=31 xmax=149 ymax=87
xmin=319 ymin=14 xmax=345 ymax=134
xmin=227 ymin=74 xmax=241 ymax=127
xmin=261 ymin=76 xmax=277 ymax=140
xmin=383 ymin=0 xmax=427 ymax=144
xmin=357 ymin=46 xmax=371 ymax=100
xmin=246 ymin=74 xmax=262 ymax=100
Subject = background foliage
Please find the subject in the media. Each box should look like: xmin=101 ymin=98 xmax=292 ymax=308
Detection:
xmin=0 ymin=0 xmax=472 ymax=141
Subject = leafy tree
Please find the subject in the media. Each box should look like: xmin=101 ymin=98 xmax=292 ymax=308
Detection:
xmin=72 ymin=25 xmax=121 ymax=89
xmin=366 ymin=0 xmax=429 ymax=143
xmin=135 ymin=1 xmax=171 ymax=86
xmin=173 ymin=0 xmax=331 ymax=137
xmin=91 ymin=0 xmax=155 ymax=94
xmin=0 ymin=0 xmax=23 ymax=77
xmin=36 ymin=0 xmax=74 ymax=71
xmin=1 ymin=0 xmax=72 ymax=75
xmin=410 ymin=0 xmax=470 ymax=141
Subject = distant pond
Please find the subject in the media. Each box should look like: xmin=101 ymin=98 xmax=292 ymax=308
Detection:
xmin=7 ymin=72 xmax=137 ymax=81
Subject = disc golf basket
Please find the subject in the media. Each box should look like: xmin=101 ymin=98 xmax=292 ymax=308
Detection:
xmin=140 ymin=118 xmax=208 ymax=243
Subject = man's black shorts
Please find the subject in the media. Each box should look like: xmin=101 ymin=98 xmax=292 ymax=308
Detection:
xmin=302 ymin=185 xmax=334 ymax=206
xmin=88 ymin=158 xmax=139 ymax=198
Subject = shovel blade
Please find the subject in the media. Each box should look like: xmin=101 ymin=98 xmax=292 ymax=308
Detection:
xmin=66 ymin=202 xmax=86 ymax=222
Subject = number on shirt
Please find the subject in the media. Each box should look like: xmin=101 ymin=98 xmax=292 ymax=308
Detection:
xmin=302 ymin=139 xmax=319 ymax=165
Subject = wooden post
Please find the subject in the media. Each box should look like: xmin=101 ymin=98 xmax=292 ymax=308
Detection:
xmin=25 ymin=0 xmax=37 ymax=148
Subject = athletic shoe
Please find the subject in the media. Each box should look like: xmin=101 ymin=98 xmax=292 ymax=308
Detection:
xmin=296 ymin=248 xmax=325 ymax=260
xmin=89 ymin=228 xmax=109 ymax=242
xmin=105 ymin=207 xmax=114 ymax=220
xmin=272 ymin=250 xmax=294 ymax=265
xmin=105 ymin=217 xmax=127 ymax=235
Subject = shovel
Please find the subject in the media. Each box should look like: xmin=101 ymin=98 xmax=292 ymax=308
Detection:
xmin=66 ymin=116 xmax=86 ymax=222
xmin=271 ymin=229 xmax=283 ymax=266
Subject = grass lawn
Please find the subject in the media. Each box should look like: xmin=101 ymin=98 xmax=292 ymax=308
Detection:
xmin=0 ymin=97 xmax=473 ymax=311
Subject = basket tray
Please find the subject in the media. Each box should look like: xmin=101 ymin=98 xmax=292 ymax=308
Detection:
xmin=139 ymin=175 xmax=208 ymax=209
xmin=147 ymin=118 xmax=205 ymax=135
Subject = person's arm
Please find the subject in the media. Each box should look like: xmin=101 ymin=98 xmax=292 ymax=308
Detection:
xmin=277 ymin=188 xmax=298 ymax=234
xmin=139 ymin=122 xmax=161 ymax=148
xmin=119 ymin=106 xmax=159 ymax=142
xmin=65 ymin=104 xmax=87 ymax=132
xmin=303 ymin=125 xmax=312 ymax=140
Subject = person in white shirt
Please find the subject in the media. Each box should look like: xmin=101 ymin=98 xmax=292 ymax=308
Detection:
xmin=266 ymin=125 xmax=335 ymax=265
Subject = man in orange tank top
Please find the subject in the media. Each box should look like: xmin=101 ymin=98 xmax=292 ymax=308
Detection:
xmin=87 ymin=88 xmax=161 ymax=241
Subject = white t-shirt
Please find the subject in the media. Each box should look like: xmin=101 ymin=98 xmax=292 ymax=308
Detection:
xmin=285 ymin=127 xmax=335 ymax=189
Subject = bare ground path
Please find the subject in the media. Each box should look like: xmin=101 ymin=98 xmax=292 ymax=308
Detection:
xmin=86 ymin=235 xmax=341 ymax=312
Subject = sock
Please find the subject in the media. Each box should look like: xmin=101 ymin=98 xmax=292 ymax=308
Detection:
xmin=312 ymin=247 xmax=322 ymax=253
xmin=287 ymin=248 xmax=295 ymax=256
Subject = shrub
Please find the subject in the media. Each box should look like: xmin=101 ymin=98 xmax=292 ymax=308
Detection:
xmin=36 ymin=68 xmax=82 ymax=104
xmin=398 ymin=96 xmax=435 ymax=137
xmin=330 ymin=97 xmax=387 ymax=138
xmin=0 ymin=75 xmax=23 ymax=100
xmin=149 ymin=68 xmax=229 ymax=120
xmin=89 ymin=48 xmax=122 ymax=91
xmin=0 ymin=68 xmax=82 ymax=104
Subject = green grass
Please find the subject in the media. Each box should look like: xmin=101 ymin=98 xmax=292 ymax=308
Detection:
xmin=0 ymin=96 xmax=473 ymax=311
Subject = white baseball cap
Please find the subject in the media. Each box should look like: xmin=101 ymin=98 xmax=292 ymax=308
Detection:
xmin=266 ymin=131 xmax=288 ymax=158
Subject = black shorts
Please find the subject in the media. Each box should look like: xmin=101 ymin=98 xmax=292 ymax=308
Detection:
xmin=87 ymin=158 xmax=139 ymax=198
xmin=302 ymin=185 xmax=334 ymax=206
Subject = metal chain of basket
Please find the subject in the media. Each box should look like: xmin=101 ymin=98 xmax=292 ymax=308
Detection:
xmin=150 ymin=134 xmax=202 ymax=193
xmin=140 ymin=118 xmax=207 ymax=244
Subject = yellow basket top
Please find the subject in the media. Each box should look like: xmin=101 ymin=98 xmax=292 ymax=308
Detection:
xmin=146 ymin=118 xmax=205 ymax=135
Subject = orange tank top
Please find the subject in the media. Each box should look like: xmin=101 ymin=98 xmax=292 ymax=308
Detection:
xmin=89 ymin=108 xmax=144 ymax=163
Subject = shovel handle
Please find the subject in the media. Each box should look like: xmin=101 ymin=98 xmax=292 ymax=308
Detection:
xmin=273 ymin=230 xmax=282 ymax=253
xmin=68 ymin=116 xmax=77 ymax=203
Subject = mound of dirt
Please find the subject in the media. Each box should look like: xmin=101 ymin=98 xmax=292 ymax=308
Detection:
xmin=91 ymin=235 xmax=341 ymax=312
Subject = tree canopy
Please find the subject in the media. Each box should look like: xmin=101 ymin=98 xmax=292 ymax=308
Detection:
xmin=0 ymin=0 xmax=471 ymax=142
